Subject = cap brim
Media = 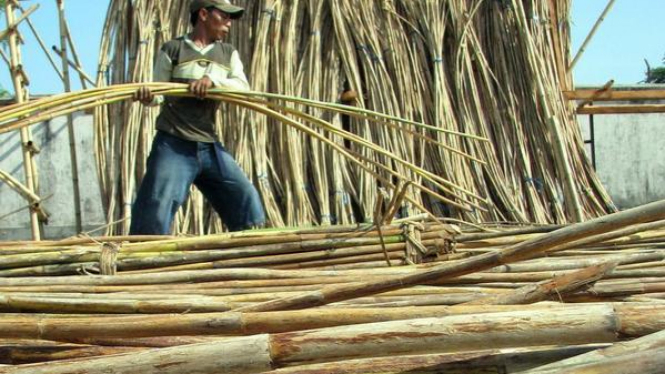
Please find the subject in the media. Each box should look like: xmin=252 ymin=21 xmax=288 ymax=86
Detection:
xmin=215 ymin=5 xmax=244 ymax=19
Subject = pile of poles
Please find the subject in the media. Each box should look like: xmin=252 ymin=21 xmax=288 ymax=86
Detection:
xmin=3 ymin=1 xmax=664 ymax=371
xmin=89 ymin=0 xmax=615 ymax=235
xmin=1 ymin=201 xmax=665 ymax=372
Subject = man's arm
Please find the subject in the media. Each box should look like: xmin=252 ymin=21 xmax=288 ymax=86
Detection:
xmin=205 ymin=50 xmax=250 ymax=91
xmin=191 ymin=49 xmax=249 ymax=98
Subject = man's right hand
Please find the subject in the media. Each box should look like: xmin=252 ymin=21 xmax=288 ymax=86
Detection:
xmin=133 ymin=87 xmax=155 ymax=105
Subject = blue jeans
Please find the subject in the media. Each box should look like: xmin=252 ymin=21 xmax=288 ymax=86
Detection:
xmin=130 ymin=131 xmax=265 ymax=234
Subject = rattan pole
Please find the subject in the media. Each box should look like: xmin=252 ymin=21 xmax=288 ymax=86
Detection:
xmin=56 ymin=0 xmax=83 ymax=233
xmin=3 ymin=1 xmax=41 ymax=240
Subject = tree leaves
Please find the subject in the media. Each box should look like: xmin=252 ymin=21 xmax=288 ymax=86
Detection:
xmin=644 ymin=55 xmax=665 ymax=84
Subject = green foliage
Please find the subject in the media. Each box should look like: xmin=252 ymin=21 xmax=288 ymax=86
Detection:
xmin=645 ymin=67 xmax=665 ymax=84
xmin=644 ymin=56 xmax=665 ymax=84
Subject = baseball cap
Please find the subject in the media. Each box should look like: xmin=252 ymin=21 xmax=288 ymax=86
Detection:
xmin=190 ymin=0 xmax=244 ymax=19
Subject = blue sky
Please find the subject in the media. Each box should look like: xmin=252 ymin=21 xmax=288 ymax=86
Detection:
xmin=1 ymin=0 xmax=664 ymax=95
xmin=571 ymin=0 xmax=665 ymax=85
xmin=1 ymin=0 xmax=109 ymax=95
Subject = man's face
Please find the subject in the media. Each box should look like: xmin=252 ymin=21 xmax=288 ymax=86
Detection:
xmin=203 ymin=7 xmax=233 ymax=41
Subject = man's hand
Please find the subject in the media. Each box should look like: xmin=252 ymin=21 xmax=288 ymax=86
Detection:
xmin=133 ymin=87 xmax=154 ymax=105
xmin=190 ymin=76 xmax=213 ymax=99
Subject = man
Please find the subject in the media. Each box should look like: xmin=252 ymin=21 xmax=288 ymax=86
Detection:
xmin=130 ymin=0 xmax=265 ymax=235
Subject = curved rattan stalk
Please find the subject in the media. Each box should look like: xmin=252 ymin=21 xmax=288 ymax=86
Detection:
xmin=0 ymin=85 xmax=484 ymax=221
xmin=0 ymin=85 xmax=484 ymax=198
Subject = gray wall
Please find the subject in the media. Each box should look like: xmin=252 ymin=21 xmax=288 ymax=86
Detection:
xmin=0 ymin=113 xmax=106 ymax=240
xmin=578 ymin=104 xmax=665 ymax=210
xmin=2 ymin=103 xmax=665 ymax=240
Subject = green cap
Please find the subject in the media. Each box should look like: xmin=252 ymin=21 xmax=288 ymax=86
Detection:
xmin=190 ymin=0 xmax=244 ymax=19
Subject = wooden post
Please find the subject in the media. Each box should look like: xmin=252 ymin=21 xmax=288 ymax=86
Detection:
xmin=578 ymin=104 xmax=665 ymax=115
xmin=3 ymin=0 xmax=41 ymax=240
xmin=56 ymin=0 xmax=83 ymax=233
xmin=576 ymin=80 xmax=614 ymax=112
xmin=563 ymin=89 xmax=665 ymax=101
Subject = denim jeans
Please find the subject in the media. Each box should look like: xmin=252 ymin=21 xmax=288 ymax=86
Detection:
xmin=130 ymin=131 xmax=265 ymax=234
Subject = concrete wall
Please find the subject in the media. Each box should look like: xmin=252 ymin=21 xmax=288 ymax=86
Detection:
xmin=2 ymin=103 xmax=665 ymax=240
xmin=0 ymin=113 xmax=106 ymax=240
xmin=578 ymin=105 xmax=665 ymax=210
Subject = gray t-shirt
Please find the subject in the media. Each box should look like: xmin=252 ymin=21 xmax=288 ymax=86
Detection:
xmin=152 ymin=36 xmax=250 ymax=142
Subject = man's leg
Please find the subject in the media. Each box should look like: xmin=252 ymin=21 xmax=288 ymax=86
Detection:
xmin=130 ymin=132 xmax=199 ymax=235
xmin=195 ymin=143 xmax=265 ymax=231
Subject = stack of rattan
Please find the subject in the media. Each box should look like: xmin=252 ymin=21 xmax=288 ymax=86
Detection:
xmin=1 ymin=201 xmax=665 ymax=373
xmin=4 ymin=1 xmax=662 ymax=372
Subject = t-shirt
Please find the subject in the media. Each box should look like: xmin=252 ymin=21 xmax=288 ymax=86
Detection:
xmin=152 ymin=36 xmax=250 ymax=142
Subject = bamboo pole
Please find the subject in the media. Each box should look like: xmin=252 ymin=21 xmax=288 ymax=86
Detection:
xmin=61 ymin=15 xmax=89 ymax=89
xmin=55 ymin=0 xmax=82 ymax=233
xmin=3 ymin=0 xmax=41 ymax=241
xmin=569 ymin=0 xmax=617 ymax=71
xmin=52 ymin=46 xmax=95 ymax=86
xmin=0 ymin=48 xmax=9 ymax=66
xmin=16 ymin=5 xmax=63 ymax=81
xmin=0 ymin=169 xmax=41 ymax=206
xmin=0 ymin=4 xmax=39 ymax=40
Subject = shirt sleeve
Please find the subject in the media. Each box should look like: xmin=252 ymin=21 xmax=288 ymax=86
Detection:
xmin=153 ymin=51 xmax=173 ymax=83
xmin=148 ymin=50 xmax=173 ymax=106
xmin=205 ymin=50 xmax=250 ymax=91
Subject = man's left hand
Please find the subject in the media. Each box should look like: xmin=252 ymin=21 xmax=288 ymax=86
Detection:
xmin=190 ymin=76 xmax=213 ymax=99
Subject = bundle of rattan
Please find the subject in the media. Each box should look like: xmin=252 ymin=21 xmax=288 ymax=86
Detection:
xmin=0 ymin=218 xmax=459 ymax=277
xmin=90 ymin=0 xmax=615 ymax=236
xmin=0 ymin=80 xmax=487 ymax=233
xmin=1 ymin=201 xmax=665 ymax=372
